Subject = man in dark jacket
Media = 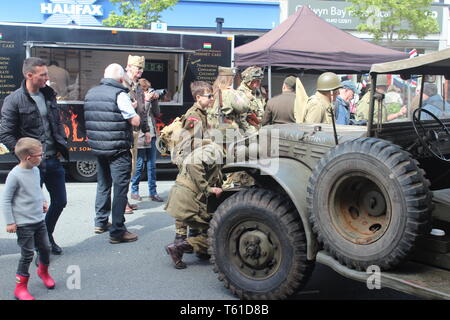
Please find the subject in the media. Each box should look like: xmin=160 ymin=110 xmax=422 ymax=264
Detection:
xmin=0 ymin=57 xmax=69 ymax=255
xmin=84 ymin=63 xmax=140 ymax=244
xmin=261 ymin=76 xmax=296 ymax=126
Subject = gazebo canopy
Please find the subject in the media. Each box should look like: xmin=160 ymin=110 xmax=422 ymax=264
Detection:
xmin=234 ymin=6 xmax=408 ymax=74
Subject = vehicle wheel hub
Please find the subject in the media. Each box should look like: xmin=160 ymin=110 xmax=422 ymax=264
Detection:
xmin=77 ymin=161 xmax=96 ymax=177
xmin=331 ymin=175 xmax=391 ymax=245
xmin=229 ymin=221 xmax=281 ymax=279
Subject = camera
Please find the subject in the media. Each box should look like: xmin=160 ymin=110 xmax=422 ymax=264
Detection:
xmin=148 ymin=88 xmax=167 ymax=99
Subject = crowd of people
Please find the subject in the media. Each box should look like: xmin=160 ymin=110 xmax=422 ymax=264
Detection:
xmin=2 ymin=55 xmax=450 ymax=299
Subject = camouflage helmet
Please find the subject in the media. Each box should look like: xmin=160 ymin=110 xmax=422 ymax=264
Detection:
xmin=241 ymin=66 xmax=264 ymax=83
xmin=317 ymin=72 xmax=342 ymax=91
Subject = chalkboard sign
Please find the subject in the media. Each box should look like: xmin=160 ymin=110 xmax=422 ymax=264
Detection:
xmin=0 ymin=25 xmax=24 ymax=101
xmin=182 ymin=34 xmax=233 ymax=104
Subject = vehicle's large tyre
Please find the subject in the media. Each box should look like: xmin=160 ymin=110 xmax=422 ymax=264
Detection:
xmin=68 ymin=161 xmax=97 ymax=182
xmin=307 ymin=138 xmax=432 ymax=271
xmin=209 ymin=188 xmax=314 ymax=300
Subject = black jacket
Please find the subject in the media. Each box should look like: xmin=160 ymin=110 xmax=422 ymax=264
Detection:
xmin=0 ymin=80 xmax=69 ymax=159
xmin=84 ymin=78 xmax=133 ymax=157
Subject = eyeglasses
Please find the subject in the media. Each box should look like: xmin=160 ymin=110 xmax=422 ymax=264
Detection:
xmin=28 ymin=153 xmax=43 ymax=158
xmin=200 ymin=94 xmax=214 ymax=99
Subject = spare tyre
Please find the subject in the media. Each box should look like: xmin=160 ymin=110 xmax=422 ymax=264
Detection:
xmin=307 ymin=137 xmax=432 ymax=271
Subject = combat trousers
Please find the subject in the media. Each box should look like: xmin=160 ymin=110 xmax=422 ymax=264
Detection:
xmin=175 ymin=220 xmax=188 ymax=237
xmin=131 ymin=131 xmax=139 ymax=177
xmin=184 ymin=214 xmax=210 ymax=255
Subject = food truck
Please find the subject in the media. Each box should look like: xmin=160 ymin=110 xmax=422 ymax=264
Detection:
xmin=0 ymin=22 xmax=234 ymax=181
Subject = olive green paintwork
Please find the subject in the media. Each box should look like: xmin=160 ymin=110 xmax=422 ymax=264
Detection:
xmin=223 ymin=123 xmax=367 ymax=260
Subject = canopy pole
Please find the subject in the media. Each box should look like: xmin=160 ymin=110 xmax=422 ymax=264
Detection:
xmin=268 ymin=65 xmax=272 ymax=99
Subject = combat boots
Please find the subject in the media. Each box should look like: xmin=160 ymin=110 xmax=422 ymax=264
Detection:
xmin=14 ymin=275 xmax=35 ymax=300
xmin=37 ymin=263 xmax=55 ymax=289
xmin=174 ymin=234 xmax=193 ymax=254
xmin=165 ymin=239 xmax=193 ymax=269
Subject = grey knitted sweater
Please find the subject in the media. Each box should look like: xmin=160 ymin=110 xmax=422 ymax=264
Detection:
xmin=2 ymin=166 xmax=45 ymax=226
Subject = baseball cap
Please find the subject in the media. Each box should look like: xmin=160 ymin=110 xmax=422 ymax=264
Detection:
xmin=341 ymin=80 xmax=360 ymax=94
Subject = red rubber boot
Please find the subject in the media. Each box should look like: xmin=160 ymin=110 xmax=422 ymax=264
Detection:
xmin=14 ymin=275 xmax=35 ymax=300
xmin=37 ymin=264 xmax=55 ymax=289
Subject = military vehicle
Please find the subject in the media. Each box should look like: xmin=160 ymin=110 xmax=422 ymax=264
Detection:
xmin=208 ymin=48 xmax=450 ymax=300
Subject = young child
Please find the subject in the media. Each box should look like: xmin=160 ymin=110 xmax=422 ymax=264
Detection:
xmin=181 ymin=80 xmax=214 ymax=138
xmin=2 ymin=137 xmax=55 ymax=300
xmin=170 ymin=81 xmax=215 ymax=247
xmin=164 ymin=138 xmax=224 ymax=269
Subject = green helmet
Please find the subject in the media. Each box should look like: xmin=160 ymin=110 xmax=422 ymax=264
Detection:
xmin=317 ymin=72 xmax=342 ymax=91
xmin=241 ymin=66 xmax=264 ymax=83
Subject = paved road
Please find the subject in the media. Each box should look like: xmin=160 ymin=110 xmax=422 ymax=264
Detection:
xmin=0 ymin=176 xmax=419 ymax=301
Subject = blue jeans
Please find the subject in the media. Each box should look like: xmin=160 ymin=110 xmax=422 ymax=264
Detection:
xmin=130 ymin=137 xmax=157 ymax=196
xmin=39 ymin=157 xmax=67 ymax=244
xmin=95 ymin=151 xmax=131 ymax=239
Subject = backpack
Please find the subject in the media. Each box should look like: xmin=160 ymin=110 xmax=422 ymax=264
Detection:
xmin=156 ymin=115 xmax=184 ymax=155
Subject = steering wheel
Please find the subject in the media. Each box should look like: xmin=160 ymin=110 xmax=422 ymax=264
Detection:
xmin=412 ymin=108 xmax=450 ymax=162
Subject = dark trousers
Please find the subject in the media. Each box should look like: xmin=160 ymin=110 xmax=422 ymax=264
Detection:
xmin=95 ymin=151 xmax=132 ymax=239
xmin=39 ymin=158 xmax=67 ymax=244
xmin=16 ymin=221 xmax=51 ymax=277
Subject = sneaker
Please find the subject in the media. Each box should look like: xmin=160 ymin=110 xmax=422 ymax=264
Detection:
xmin=130 ymin=194 xmax=142 ymax=201
xmin=51 ymin=242 xmax=63 ymax=255
xmin=125 ymin=204 xmax=134 ymax=214
xmin=94 ymin=222 xmax=112 ymax=234
xmin=109 ymin=231 xmax=138 ymax=244
xmin=150 ymin=194 xmax=164 ymax=202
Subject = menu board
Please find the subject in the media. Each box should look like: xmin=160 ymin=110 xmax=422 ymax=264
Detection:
xmin=0 ymin=41 xmax=22 ymax=100
xmin=182 ymin=35 xmax=233 ymax=104
xmin=189 ymin=49 xmax=226 ymax=83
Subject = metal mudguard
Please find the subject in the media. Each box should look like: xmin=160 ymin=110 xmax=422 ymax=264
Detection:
xmin=223 ymin=157 xmax=319 ymax=260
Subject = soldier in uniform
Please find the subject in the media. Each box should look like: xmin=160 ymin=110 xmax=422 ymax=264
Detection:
xmin=235 ymin=66 xmax=266 ymax=135
xmin=124 ymin=55 xmax=152 ymax=213
xmin=303 ymin=72 xmax=342 ymax=124
xmin=182 ymin=81 xmax=213 ymax=139
xmin=208 ymin=66 xmax=246 ymax=130
xmin=261 ymin=75 xmax=297 ymax=126
xmin=355 ymin=75 xmax=406 ymax=123
xmin=164 ymin=138 xmax=224 ymax=269
xmin=209 ymin=67 xmax=252 ymax=136
xmin=169 ymin=81 xmax=214 ymax=247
